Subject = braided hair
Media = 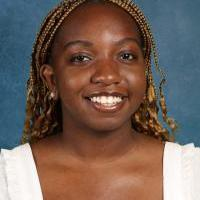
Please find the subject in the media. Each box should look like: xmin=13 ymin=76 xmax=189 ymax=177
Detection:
xmin=21 ymin=0 xmax=178 ymax=144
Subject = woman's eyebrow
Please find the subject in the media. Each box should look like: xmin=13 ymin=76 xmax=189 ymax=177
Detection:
xmin=64 ymin=40 xmax=93 ymax=49
xmin=63 ymin=37 xmax=140 ymax=50
xmin=115 ymin=37 xmax=141 ymax=47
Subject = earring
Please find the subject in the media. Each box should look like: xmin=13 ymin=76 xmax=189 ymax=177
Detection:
xmin=50 ymin=92 xmax=55 ymax=99
xmin=49 ymin=91 xmax=58 ymax=100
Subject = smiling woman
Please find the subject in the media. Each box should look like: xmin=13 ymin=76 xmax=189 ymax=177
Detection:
xmin=0 ymin=0 xmax=200 ymax=200
xmin=22 ymin=0 xmax=176 ymax=144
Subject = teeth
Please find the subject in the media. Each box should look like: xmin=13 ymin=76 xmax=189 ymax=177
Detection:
xmin=89 ymin=96 xmax=123 ymax=105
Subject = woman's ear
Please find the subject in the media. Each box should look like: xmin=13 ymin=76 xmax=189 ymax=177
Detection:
xmin=40 ymin=65 xmax=58 ymax=99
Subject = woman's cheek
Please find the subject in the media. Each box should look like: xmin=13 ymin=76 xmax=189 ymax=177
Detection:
xmin=127 ymin=69 xmax=145 ymax=88
xmin=57 ymin=69 xmax=87 ymax=98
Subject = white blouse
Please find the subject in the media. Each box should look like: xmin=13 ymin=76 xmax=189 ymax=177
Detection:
xmin=0 ymin=142 xmax=200 ymax=200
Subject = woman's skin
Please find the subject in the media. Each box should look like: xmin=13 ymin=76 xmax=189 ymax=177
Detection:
xmin=31 ymin=1 xmax=165 ymax=200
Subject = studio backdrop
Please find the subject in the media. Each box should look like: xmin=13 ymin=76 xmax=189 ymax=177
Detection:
xmin=0 ymin=0 xmax=200 ymax=149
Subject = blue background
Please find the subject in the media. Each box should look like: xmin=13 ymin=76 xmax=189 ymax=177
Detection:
xmin=0 ymin=0 xmax=200 ymax=149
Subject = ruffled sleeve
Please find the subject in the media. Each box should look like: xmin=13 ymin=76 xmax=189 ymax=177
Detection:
xmin=0 ymin=144 xmax=43 ymax=200
xmin=164 ymin=142 xmax=200 ymax=200
xmin=1 ymin=147 xmax=22 ymax=200
xmin=181 ymin=143 xmax=200 ymax=200
xmin=0 ymin=151 xmax=9 ymax=200
xmin=191 ymin=146 xmax=200 ymax=199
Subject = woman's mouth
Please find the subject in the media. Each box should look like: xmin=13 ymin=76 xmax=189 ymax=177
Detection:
xmin=85 ymin=96 xmax=127 ymax=113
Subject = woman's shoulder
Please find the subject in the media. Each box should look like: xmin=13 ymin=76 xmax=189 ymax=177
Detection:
xmin=164 ymin=141 xmax=200 ymax=200
xmin=178 ymin=142 xmax=200 ymax=198
xmin=0 ymin=143 xmax=43 ymax=200
xmin=0 ymin=143 xmax=31 ymax=156
xmin=0 ymin=143 xmax=31 ymax=175
xmin=165 ymin=141 xmax=200 ymax=163
xmin=0 ymin=143 xmax=32 ymax=178
xmin=0 ymin=143 xmax=31 ymax=199
xmin=164 ymin=141 xmax=200 ymax=175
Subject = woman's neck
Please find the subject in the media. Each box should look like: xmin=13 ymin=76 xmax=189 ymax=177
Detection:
xmin=56 ymin=120 xmax=140 ymax=164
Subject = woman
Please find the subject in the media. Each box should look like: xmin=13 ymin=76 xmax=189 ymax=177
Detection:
xmin=0 ymin=0 xmax=200 ymax=199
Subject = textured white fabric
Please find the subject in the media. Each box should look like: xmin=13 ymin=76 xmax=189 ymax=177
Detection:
xmin=163 ymin=142 xmax=200 ymax=200
xmin=0 ymin=143 xmax=43 ymax=200
xmin=0 ymin=142 xmax=200 ymax=200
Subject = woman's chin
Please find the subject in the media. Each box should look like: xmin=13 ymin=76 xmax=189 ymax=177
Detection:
xmin=82 ymin=118 xmax=131 ymax=133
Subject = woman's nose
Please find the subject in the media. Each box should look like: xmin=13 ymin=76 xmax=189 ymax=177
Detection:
xmin=91 ymin=60 xmax=122 ymax=86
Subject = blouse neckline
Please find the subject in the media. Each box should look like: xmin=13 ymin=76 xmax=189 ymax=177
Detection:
xmin=2 ymin=141 xmax=196 ymax=200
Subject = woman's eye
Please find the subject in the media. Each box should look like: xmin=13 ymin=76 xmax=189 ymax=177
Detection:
xmin=120 ymin=52 xmax=136 ymax=61
xmin=70 ymin=55 xmax=91 ymax=63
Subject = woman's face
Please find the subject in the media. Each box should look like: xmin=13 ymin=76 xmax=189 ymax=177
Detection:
xmin=42 ymin=2 xmax=146 ymax=132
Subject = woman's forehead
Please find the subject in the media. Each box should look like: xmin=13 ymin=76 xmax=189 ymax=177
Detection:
xmin=54 ymin=1 xmax=141 ymax=44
